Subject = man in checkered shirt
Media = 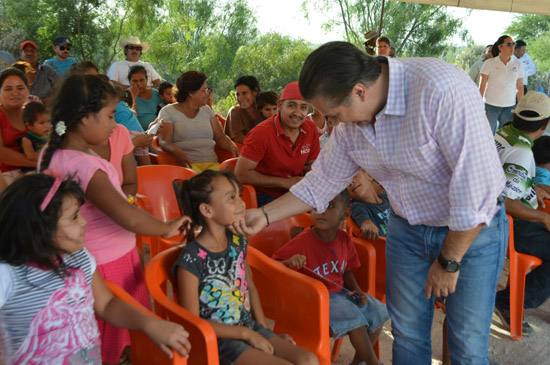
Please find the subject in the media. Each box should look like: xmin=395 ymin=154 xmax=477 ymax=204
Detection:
xmin=232 ymin=42 xmax=507 ymax=364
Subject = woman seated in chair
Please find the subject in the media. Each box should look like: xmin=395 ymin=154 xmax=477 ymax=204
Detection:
xmin=158 ymin=71 xmax=239 ymax=173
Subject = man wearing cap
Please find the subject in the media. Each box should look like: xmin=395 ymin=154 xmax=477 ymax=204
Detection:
xmin=19 ymin=40 xmax=60 ymax=105
xmin=44 ymin=36 xmax=79 ymax=79
xmin=107 ymin=36 xmax=161 ymax=89
xmin=493 ymin=91 xmax=550 ymax=335
xmin=235 ymin=81 xmax=320 ymax=207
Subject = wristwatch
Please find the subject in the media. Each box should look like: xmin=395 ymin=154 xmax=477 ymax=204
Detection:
xmin=437 ymin=254 xmax=461 ymax=273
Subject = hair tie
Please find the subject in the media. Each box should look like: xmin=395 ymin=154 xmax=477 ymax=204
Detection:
xmin=40 ymin=169 xmax=64 ymax=211
xmin=55 ymin=121 xmax=66 ymax=136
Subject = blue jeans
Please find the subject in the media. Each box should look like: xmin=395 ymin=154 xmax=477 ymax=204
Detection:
xmin=386 ymin=204 xmax=507 ymax=365
xmin=485 ymin=104 xmax=514 ymax=134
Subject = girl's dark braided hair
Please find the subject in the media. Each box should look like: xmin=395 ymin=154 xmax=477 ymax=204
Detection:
xmin=40 ymin=75 xmax=117 ymax=171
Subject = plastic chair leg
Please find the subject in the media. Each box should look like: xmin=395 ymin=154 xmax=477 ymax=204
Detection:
xmin=331 ymin=338 xmax=343 ymax=361
xmin=509 ymin=258 xmax=528 ymax=340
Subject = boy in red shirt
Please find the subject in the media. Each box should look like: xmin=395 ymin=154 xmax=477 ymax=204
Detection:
xmin=273 ymin=189 xmax=388 ymax=365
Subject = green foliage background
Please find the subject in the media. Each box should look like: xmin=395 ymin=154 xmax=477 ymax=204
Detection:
xmin=2 ymin=0 xmax=549 ymax=114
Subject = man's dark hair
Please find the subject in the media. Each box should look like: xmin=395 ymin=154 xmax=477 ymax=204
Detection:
xmin=23 ymin=101 xmax=47 ymax=126
xmin=299 ymin=41 xmax=381 ymax=106
xmin=532 ymin=136 xmax=550 ymax=166
xmin=512 ymin=111 xmax=550 ymax=132
xmin=515 ymin=40 xmax=526 ymax=49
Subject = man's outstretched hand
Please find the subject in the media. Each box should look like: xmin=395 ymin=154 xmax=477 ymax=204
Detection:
xmin=229 ymin=208 xmax=268 ymax=236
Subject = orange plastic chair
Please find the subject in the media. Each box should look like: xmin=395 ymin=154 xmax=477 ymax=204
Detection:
xmin=247 ymin=246 xmax=332 ymax=364
xmin=145 ymin=247 xmax=219 ymax=365
xmin=347 ymin=217 xmax=387 ymax=303
xmin=216 ymin=114 xmax=226 ymax=129
xmin=136 ymin=165 xmax=196 ymax=257
xmin=152 ymin=136 xmax=178 ymax=165
xmin=214 ymin=142 xmax=243 ymax=164
xmin=219 ymin=157 xmax=258 ymax=209
xmin=104 ymin=279 xmax=187 ymax=364
xmin=248 ymin=213 xmax=313 ymax=257
xmin=505 ymin=214 xmax=543 ymax=340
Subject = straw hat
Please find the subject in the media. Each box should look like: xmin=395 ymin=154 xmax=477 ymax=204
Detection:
xmin=120 ymin=36 xmax=149 ymax=52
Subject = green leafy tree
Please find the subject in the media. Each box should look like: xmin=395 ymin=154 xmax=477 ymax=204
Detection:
xmin=302 ymin=0 xmax=466 ymax=57
xmin=506 ymin=14 xmax=550 ymax=93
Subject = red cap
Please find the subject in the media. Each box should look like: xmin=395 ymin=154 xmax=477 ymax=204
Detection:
xmin=20 ymin=41 xmax=38 ymax=50
xmin=280 ymin=81 xmax=304 ymax=101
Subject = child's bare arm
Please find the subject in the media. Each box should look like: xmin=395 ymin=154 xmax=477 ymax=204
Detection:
xmin=86 ymin=169 xmax=190 ymax=237
xmin=280 ymin=254 xmax=307 ymax=269
xmin=177 ymin=267 xmax=274 ymax=354
xmin=245 ymin=262 xmax=267 ymax=327
xmin=21 ymin=137 xmax=39 ymax=161
xmin=343 ymin=270 xmax=368 ymax=306
xmin=92 ymin=271 xmax=191 ymax=359
xmin=360 ymin=220 xmax=379 ymax=241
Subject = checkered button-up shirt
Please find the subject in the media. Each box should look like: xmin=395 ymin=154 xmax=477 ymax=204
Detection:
xmin=291 ymin=57 xmax=505 ymax=231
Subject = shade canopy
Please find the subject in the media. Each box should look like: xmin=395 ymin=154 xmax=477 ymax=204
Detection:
xmin=390 ymin=0 xmax=550 ymax=16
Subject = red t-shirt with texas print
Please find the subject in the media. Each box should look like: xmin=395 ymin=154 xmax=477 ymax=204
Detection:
xmin=240 ymin=114 xmax=320 ymax=198
xmin=272 ymin=227 xmax=360 ymax=293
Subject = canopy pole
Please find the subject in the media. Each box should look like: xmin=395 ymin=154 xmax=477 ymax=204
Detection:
xmin=378 ymin=0 xmax=386 ymax=35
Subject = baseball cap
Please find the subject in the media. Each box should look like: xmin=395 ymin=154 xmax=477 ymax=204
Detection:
xmin=280 ymin=81 xmax=304 ymax=102
xmin=514 ymin=91 xmax=550 ymax=122
xmin=20 ymin=41 xmax=37 ymax=50
xmin=53 ymin=37 xmax=71 ymax=47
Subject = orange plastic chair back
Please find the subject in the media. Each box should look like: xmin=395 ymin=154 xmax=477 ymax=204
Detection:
xmin=247 ymin=246 xmax=331 ymax=364
xmin=248 ymin=213 xmax=313 ymax=257
xmin=145 ymin=247 xmax=219 ymax=365
xmin=505 ymin=214 xmax=543 ymax=340
xmin=219 ymin=157 xmax=257 ymax=209
xmin=104 ymin=280 xmax=187 ymax=364
xmin=216 ymin=114 xmax=226 ymax=129
xmin=136 ymin=165 xmax=196 ymax=256
xmin=347 ymin=217 xmax=387 ymax=302
xmin=152 ymin=136 xmax=178 ymax=165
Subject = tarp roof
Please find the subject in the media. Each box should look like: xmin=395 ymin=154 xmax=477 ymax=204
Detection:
xmin=390 ymin=0 xmax=550 ymax=16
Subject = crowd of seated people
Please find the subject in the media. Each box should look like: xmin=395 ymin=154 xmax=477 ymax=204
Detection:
xmin=3 ymin=29 xmax=550 ymax=365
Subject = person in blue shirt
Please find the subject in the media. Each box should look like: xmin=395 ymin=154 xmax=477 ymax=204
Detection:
xmin=44 ymin=37 xmax=79 ymax=79
xmin=532 ymin=135 xmax=550 ymax=193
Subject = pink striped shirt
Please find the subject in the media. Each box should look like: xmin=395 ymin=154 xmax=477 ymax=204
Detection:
xmin=291 ymin=57 xmax=505 ymax=231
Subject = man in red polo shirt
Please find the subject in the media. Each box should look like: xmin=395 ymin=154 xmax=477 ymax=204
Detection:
xmin=235 ymin=81 xmax=320 ymax=206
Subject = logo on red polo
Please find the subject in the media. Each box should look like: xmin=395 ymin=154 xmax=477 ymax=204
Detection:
xmin=301 ymin=144 xmax=311 ymax=154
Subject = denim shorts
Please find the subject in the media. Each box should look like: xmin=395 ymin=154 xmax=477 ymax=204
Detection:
xmin=217 ymin=320 xmax=276 ymax=364
xmin=329 ymin=290 xmax=389 ymax=339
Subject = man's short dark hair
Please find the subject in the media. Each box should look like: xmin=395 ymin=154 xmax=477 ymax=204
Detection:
xmin=515 ymin=40 xmax=526 ymax=49
xmin=532 ymin=136 xmax=550 ymax=166
xmin=299 ymin=41 xmax=381 ymax=106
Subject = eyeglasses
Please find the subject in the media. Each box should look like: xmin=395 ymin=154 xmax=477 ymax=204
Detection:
xmin=503 ymin=42 xmax=515 ymax=47
xmin=126 ymin=45 xmax=143 ymax=51
xmin=59 ymin=45 xmax=71 ymax=51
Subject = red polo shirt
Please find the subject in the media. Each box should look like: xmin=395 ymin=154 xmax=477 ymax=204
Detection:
xmin=240 ymin=113 xmax=320 ymax=197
